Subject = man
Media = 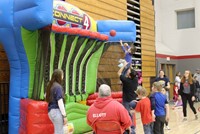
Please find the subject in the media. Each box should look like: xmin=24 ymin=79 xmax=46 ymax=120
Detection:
xmin=118 ymin=62 xmax=138 ymax=134
xmin=155 ymin=70 xmax=170 ymax=102
xmin=87 ymin=84 xmax=132 ymax=134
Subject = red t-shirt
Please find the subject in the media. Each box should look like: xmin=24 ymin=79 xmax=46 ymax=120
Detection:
xmin=135 ymin=97 xmax=153 ymax=125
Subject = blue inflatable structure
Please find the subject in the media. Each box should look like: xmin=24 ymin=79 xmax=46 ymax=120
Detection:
xmin=0 ymin=0 xmax=136 ymax=133
xmin=0 ymin=0 xmax=53 ymax=133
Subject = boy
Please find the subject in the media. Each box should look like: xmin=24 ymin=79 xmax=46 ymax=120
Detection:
xmin=150 ymin=82 xmax=169 ymax=134
xmin=131 ymin=86 xmax=153 ymax=134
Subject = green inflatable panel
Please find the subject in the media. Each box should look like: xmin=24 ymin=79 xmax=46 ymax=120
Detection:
xmin=21 ymin=28 xmax=38 ymax=98
xmin=70 ymin=117 xmax=92 ymax=134
xmin=86 ymin=42 xmax=105 ymax=94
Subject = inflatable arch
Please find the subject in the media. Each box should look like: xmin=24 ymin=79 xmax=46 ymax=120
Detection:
xmin=0 ymin=0 xmax=136 ymax=133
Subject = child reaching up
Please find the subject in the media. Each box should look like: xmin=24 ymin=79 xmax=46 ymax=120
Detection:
xmin=118 ymin=40 xmax=136 ymax=77
xmin=118 ymin=40 xmax=135 ymax=68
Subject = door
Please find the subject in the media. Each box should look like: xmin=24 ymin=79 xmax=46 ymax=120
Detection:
xmin=161 ymin=64 xmax=175 ymax=101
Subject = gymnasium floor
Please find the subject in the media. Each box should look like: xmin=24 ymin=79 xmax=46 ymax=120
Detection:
xmin=85 ymin=102 xmax=200 ymax=134
xmin=135 ymin=102 xmax=200 ymax=134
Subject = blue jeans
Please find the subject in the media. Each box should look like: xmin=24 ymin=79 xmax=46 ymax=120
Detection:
xmin=48 ymin=109 xmax=64 ymax=134
xmin=122 ymin=63 xmax=131 ymax=76
xmin=123 ymin=101 xmax=136 ymax=134
xmin=143 ymin=123 xmax=153 ymax=134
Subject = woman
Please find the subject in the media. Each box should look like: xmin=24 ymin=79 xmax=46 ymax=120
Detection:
xmin=179 ymin=70 xmax=198 ymax=121
xmin=45 ymin=69 xmax=67 ymax=134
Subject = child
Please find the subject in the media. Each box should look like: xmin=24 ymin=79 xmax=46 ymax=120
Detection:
xmin=172 ymin=95 xmax=182 ymax=110
xmin=132 ymin=86 xmax=153 ymax=134
xmin=173 ymin=82 xmax=179 ymax=102
xmin=150 ymin=82 xmax=169 ymax=134
xmin=161 ymin=88 xmax=170 ymax=130
xmin=118 ymin=40 xmax=135 ymax=76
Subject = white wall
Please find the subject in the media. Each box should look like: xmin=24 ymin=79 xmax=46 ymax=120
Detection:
xmin=155 ymin=0 xmax=200 ymax=56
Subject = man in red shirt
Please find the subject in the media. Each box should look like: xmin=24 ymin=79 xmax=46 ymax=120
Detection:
xmin=87 ymin=84 xmax=132 ymax=134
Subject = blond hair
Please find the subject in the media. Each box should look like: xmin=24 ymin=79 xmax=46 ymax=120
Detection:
xmin=152 ymin=82 xmax=163 ymax=92
xmin=136 ymin=86 xmax=146 ymax=96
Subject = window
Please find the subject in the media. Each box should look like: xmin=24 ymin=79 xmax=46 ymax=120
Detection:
xmin=177 ymin=9 xmax=195 ymax=29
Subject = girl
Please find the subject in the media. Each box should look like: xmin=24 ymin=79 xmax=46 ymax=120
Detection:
xmin=45 ymin=69 xmax=67 ymax=134
xmin=173 ymin=82 xmax=179 ymax=102
xmin=179 ymin=70 xmax=198 ymax=121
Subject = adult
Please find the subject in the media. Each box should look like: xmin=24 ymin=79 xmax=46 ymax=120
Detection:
xmin=179 ymin=70 xmax=198 ymax=121
xmin=194 ymin=68 xmax=200 ymax=84
xmin=155 ymin=70 xmax=170 ymax=102
xmin=87 ymin=84 xmax=132 ymax=134
xmin=118 ymin=62 xmax=138 ymax=134
xmin=175 ymin=72 xmax=181 ymax=89
xmin=45 ymin=69 xmax=67 ymax=134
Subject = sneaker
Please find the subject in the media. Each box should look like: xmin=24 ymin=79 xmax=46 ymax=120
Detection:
xmin=182 ymin=117 xmax=187 ymax=122
xmin=165 ymin=126 xmax=170 ymax=130
xmin=195 ymin=114 xmax=198 ymax=120
xmin=118 ymin=59 xmax=125 ymax=63
xmin=118 ymin=63 xmax=124 ymax=68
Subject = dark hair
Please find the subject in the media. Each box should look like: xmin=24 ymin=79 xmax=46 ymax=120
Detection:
xmin=129 ymin=69 xmax=137 ymax=79
xmin=45 ymin=69 xmax=63 ymax=103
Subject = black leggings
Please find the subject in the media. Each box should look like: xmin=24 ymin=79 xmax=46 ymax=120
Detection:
xmin=181 ymin=93 xmax=197 ymax=117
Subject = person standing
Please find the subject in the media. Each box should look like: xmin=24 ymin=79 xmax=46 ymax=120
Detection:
xmin=194 ymin=68 xmax=200 ymax=84
xmin=150 ymin=82 xmax=169 ymax=134
xmin=134 ymin=86 xmax=153 ymax=134
xmin=179 ymin=70 xmax=198 ymax=121
xmin=87 ymin=84 xmax=132 ymax=134
xmin=175 ymin=72 xmax=181 ymax=89
xmin=45 ymin=69 xmax=67 ymax=134
xmin=118 ymin=62 xmax=138 ymax=134
xmin=155 ymin=70 xmax=170 ymax=102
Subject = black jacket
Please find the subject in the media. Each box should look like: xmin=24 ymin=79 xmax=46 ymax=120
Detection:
xmin=179 ymin=82 xmax=196 ymax=96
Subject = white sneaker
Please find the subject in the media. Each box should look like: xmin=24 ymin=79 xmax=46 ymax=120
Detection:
xmin=182 ymin=117 xmax=187 ymax=122
xmin=165 ymin=126 xmax=170 ymax=130
xmin=118 ymin=63 xmax=124 ymax=68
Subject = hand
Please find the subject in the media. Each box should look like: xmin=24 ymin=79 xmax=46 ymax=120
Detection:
xmin=152 ymin=114 xmax=155 ymax=122
xmin=192 ymin=96 xmax=195 ymax=101
xmin=120 ymin=40 xmax=123 ymax=46
xmin=128 ymin=127 xmax=132 ymax=134
xmin=165 ymin=115 xmax=169 ymax=122
xmin=63 ymin=117 xmax=68 ymax=125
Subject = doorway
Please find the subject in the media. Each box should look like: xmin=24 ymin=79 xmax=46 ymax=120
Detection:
xmin=161 ymin=64 xmax=175 ymax=100
xmin=0 ymin=44 xmax=9 ymax=134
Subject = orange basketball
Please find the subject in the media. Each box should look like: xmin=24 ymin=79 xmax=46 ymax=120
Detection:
xmin=110 ymin=30 xmax=116 ymax=37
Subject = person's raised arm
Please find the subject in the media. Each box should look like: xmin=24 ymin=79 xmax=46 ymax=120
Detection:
xmin=120 ymin=40 xmax=127 ymax=53
xmin=117 ymin=61 xmax=128 ymax=76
